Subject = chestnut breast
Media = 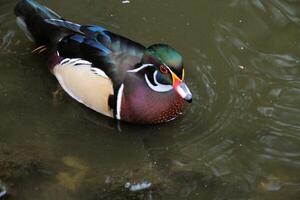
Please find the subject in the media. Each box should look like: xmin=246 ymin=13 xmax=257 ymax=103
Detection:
xmin=120 ymin=75 xmax=184 ymax=124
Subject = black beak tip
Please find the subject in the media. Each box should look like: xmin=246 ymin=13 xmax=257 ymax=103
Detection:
xmin=185 ymin=94 xmax=193 ymax=103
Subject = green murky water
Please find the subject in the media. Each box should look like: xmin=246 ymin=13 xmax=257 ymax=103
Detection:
xmin=1 ymin=0 xmax=300 ymax=199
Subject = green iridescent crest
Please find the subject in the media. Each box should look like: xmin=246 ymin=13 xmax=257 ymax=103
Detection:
xmin=146 ymin=44 xmax=182 ymax=68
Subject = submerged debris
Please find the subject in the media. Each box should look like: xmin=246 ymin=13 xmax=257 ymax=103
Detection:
xmin=124 ymin=181 xmax=152 ymax=192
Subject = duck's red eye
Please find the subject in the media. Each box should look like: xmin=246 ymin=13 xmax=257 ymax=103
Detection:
xmin=160 ymin=65 xmax=168 ymax=74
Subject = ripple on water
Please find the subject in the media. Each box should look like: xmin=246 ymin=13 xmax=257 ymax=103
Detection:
xmin=168 ymin=0 xmax=300 ymax=197
xmin=0 ymin=1 xmax=28 ymax=55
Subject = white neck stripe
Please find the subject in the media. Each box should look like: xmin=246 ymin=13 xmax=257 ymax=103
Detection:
xmin=116 ymin=84 xmax=124 ymax=120
xmin=127 ymin=64 xmax=153 ymax=73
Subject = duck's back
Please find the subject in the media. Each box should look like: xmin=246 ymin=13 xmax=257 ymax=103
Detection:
xmin=56 ymin=28 xmax=146 ymax=85
xmin=14 ymin=0 xmax=146 ymax=118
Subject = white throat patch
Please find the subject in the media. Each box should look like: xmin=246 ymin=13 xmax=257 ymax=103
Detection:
xmin=145 ymin=70 xmax=172 ymax=92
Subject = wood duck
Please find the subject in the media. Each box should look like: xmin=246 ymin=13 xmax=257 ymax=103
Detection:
xmin=14 ymin=0 xmax=192 ymax=124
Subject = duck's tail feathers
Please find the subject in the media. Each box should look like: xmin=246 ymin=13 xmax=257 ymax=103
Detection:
xmin=14 ymin=0 xmax=67 ymax=47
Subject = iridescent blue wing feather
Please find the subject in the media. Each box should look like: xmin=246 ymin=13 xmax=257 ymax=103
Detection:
xmin=45 ymin=19 xmax=83 ymax=34
xmin=44 ymin=17 xmax=146 ymax=90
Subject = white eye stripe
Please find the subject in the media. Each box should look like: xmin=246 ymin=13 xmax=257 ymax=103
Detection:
xmin=163 ymin=63 xmax=171 ymax=71
xmin=145 ymin=70 xmax=172 ymax=92
xmin=127 ymin=63 xmax=173 ymax=92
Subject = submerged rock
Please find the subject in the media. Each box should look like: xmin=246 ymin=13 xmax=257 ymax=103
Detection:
xmin=0 ymin=147 xmax=42 ymax=181
xmin=56 ymin=156 xmax=89 ymax=191
xmin=0 ymin=143 xmax=46 ymax=198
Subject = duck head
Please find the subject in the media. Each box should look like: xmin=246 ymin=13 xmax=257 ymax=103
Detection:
xmin=129 ymin=44 xmax=192 ymax=103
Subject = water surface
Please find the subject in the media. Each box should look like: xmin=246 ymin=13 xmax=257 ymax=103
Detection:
xmin=0 ymin=0 xmax=300 ymax=199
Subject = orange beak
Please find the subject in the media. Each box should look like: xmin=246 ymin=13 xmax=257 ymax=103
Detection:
xmin=171 ymin=71 xmax=192 ymax=103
